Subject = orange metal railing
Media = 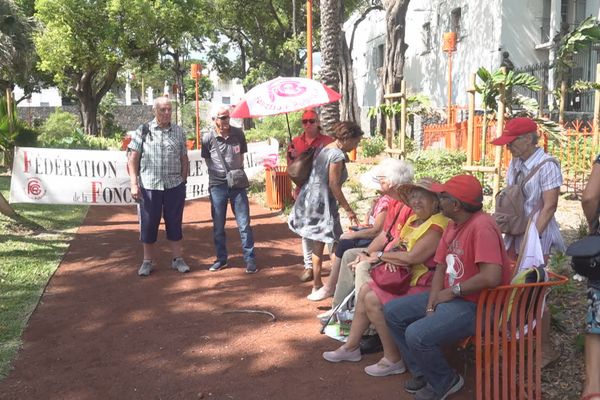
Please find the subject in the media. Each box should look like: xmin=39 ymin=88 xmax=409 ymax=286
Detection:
xmin=423 ymin=118 xmax=598 ymax=193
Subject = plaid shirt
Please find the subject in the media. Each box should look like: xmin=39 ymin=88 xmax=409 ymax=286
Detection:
xmin=127 ymin=119 xmax=187 ymax=190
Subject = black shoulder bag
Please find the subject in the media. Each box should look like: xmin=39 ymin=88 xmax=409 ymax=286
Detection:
xmin=211 ymin=135 xmax=250 ymax=189
xmin=567 ymin=219 xmax=600 ymax=280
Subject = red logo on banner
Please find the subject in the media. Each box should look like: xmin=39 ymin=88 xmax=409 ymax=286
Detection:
xmin=26 ymin=178 xmax=45 ymax=199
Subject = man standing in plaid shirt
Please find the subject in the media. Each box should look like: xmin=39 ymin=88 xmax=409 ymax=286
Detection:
xmin=127 ymin=96 xmax=190 ymax=277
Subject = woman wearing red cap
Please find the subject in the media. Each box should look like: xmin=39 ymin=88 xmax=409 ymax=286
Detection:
xmin=491 ymin=116 xmax=565 ymax=367
xmin=491 ymin=116 xmax=565 ymax=258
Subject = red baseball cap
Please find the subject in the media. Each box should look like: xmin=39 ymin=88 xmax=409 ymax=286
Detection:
xmin=490 ymin=117 xmax=538 ymax=145
xmin=430 ymin=175 xmax=483 ymax=208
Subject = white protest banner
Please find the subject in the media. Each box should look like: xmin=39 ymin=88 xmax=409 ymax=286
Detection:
xmin=10 ymin=139 xmax=279 ymax=205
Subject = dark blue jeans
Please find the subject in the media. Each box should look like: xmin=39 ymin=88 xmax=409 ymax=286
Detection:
xmin=384 ymin=292 xmax=477 ymax=395
xmin=209 ymin=183 xmax=256 ymax=263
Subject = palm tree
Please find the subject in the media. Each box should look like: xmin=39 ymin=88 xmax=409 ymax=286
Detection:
xmin=319 ymin=0 xmax=341 ymax=131
xmin=0 ymin=0 xmax=40 ymax=224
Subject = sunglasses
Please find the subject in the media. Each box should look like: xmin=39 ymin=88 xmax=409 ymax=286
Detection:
xmin=217 ymin=115 xmax=230 ymax=120
xmin=302 ymin=119 xmax=316 ymax=124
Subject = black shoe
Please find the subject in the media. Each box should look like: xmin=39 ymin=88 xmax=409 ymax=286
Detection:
xmin=359 ymin=334 xmax=383 ymax=354
xmin=404 ymin=375 xmax=427 ymax=394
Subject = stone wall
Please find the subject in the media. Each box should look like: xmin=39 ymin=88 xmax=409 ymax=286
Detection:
xmin=17 ymin=105 xmax=154 ymax=132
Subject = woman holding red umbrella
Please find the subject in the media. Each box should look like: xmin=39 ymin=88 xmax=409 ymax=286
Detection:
xmin=287 ymin=109 xmax=334 ymax=282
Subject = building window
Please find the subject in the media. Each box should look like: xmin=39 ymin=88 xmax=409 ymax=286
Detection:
xmin=422 ymin=22 xmax=431 ymax=53
xmin=450 ymin=7 xmax=462 ymax=38
xmin=222 ymin=96 xmax=231 ymax=105
xmin=373 ymin=43 xmax=384 ymax=69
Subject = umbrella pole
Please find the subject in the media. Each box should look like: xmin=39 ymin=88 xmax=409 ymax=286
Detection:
xmin=285 ymin=113 xmax=293 ymax=143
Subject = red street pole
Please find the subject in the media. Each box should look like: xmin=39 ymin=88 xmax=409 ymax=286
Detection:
xmin=442 ymin=32 xmax=457 ymax=126
xmin=306 ymin=0 xmax=313 ymax=79
xmin=191 ymin=63 xmax=201 ymax=149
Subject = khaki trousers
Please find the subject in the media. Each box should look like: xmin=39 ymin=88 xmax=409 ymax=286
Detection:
xmin=332 ymin=247 xmax=373 ymax=307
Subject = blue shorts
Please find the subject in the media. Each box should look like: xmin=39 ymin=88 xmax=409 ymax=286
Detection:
xmin=586 ymin=285 xmax=600 ymax=335
xmin=138 ymin=183 xmax=186 ymax=244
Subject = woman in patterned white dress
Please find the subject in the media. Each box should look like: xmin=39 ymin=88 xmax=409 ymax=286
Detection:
xmin=288 ymin=121 xmax=363 ymax=294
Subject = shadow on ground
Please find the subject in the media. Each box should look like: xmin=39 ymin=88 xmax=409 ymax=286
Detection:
xmin=0 ymin=199 xmax=474 ymax=400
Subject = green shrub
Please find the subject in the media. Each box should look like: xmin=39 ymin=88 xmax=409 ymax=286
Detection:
xmin=37 ymin=109 xmax=121 ymax=150
xmin=245 ymin=112 xmax=302 ymax=145
xmin=98 ymin=92 xmax=124 ymax=139
xmin=39 ymin=128 xmax=121 ymax=150
xmin=407 ymin=149 xmax=467 ymax=182
xmin=361 ymin=135 xmax=386 ymax=158
xmin=38 ymin=109 xmax=80 ymax=143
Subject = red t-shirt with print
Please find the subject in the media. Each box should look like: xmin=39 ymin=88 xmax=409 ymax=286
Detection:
xmin=434 ymin=211 xmax=513 ymax=303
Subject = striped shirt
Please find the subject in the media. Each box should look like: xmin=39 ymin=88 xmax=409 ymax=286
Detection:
xmin=504 ymin=147 xmax=565 ymax=254
xmin=127 ymin=119 xmax=187 ymax=190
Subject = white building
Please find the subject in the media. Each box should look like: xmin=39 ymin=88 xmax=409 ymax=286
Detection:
xmin=14 ymin=86 xmax=62 ymax=107
xmin=347 ymin=0 xmax=600 ymax=131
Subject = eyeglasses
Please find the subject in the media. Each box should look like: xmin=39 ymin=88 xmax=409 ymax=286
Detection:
xmin=217 ymin=115 xmax=230 ymax=120
xmin=302 ymin=119 xmax=316 ymax=124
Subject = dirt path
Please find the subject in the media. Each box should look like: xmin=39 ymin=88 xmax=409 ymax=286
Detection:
xmin=0 ymin=199 xmax=473 ymax=400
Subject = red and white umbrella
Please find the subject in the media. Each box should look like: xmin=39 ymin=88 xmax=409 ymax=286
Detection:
xmin=230 ymin=77 xmax=341 ymax=118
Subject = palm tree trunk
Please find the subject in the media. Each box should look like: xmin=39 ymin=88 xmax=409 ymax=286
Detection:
xmin=319 ymin=0 xmax=341 ymax=131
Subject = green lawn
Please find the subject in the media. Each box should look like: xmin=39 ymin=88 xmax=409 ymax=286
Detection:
xmin=0 ymin=174 xmax=88 ymax=378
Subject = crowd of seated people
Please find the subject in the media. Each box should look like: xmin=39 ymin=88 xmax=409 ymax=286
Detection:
xmin=285 ymin=115 xmax=593 ymax=399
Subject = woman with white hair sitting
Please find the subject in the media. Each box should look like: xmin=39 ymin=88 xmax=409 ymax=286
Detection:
xmin=308 ymin=158 xmax=414 ymax=301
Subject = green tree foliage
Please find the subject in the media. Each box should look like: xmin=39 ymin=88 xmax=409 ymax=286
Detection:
xmin=244 ymin=112 xmax=302 ymax=145
xmin=34 ymin=0 xmax=161 ymax=135
xmin=0 ymin=0 xmax=36 ymax=91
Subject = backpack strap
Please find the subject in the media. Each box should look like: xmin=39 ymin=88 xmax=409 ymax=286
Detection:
xmin=519 ymin=157 xmax=559 ymax=188
xmin=211 ymin=134 xmax=231 ymax=172
xmin=127 ymin=123 xmax=150 ymax=177
xmin=521 ymin=157 xmax=560 ymax=222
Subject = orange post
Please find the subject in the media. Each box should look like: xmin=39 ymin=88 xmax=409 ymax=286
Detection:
xmin=306 ymin=0 xmax=313 ymax=79
xmin=443 ymin=32 xmax=457 ymax=126
xmin=190 ymin=63 xmax=201 ymax=149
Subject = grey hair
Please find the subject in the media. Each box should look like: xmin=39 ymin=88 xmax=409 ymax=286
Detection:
xmin=529 ymin=132 xmax=539 ymax=145
xmin=374 ymin=158 xmax=414 ymax=187
xmin=211 ymin=104 xmax=230 ymax=119
xmin=152 ymin=96 xmax=171 ymax=110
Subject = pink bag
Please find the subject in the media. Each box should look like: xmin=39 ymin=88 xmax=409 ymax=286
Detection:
xmin=370 ymin=263 xmax=411 ymax=294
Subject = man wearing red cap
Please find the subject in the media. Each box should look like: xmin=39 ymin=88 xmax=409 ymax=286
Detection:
xmin=384 ymin=175 xmax=512 ymax=400
xmin=492 ymin=116 xmax=565 ymax=367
